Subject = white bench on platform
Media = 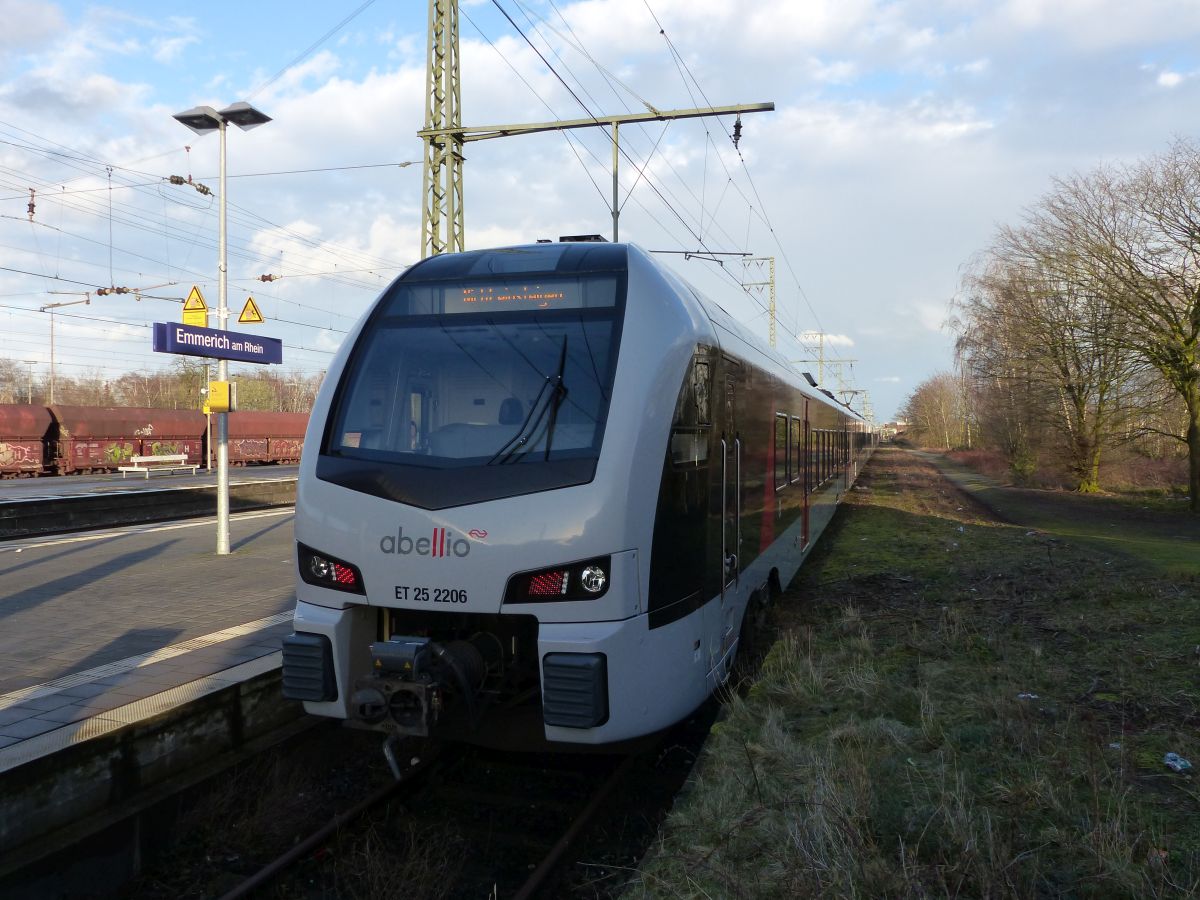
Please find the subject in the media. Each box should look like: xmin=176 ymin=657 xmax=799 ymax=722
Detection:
xmin=117 ymin=454 xmax=199 ymax=478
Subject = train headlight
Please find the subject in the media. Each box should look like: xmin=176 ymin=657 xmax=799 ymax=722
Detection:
xmin=504 ymin=556 xmax=611 ymax=604
xmin=580 ymin=565 xmax=607 ymax=594
xmin=297 ymin=543 xmax=365 ymax=594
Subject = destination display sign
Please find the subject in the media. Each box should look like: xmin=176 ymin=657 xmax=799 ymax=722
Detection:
xmin=441 ymin=280 xmax=609 ymax=314
xmin=383 ymin=274 xmax=619 ymax=317
xmin=152 ymin=322 xmax=283 ymax=365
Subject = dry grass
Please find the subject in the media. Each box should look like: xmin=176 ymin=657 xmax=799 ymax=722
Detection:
xmin=632 ymin=448 xmax=1200 ymax=899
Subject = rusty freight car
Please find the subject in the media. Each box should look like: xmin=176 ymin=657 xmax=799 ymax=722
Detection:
xmin=226 ymin=411 xmax=307 ymax=465
xmin=0 ymin=404 xmax=53 ymax=477
xmin=49 ymin=406 xmax=206 ymax=474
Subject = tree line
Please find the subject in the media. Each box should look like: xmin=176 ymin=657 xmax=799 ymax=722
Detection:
xmin=902 ymin=138 xmax=1200 ymax=511
xmin=0 ymin=358 xmax=323 ymax=414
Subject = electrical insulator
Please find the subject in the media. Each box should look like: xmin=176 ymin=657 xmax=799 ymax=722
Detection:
xmin=259 ymin=274 xmax=278 ymax=282
xmin=169 ymin=175 xmax=185 ymax=185
xmin=732 ymin=116 xmax=742 ymax=150
xmin=27 ymin=188 xmax=35 ymax=221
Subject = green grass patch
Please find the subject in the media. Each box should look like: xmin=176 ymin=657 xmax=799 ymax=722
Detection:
xmin=924 ymin=450 xmax=1200 ymax=578
xmin=633 ymin=448 xmax=1200 ymax=899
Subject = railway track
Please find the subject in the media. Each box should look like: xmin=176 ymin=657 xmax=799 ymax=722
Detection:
xmin=214 ymin=739 xmax=655 ymax=899
xmin=123 ymin=701 xmax=716 ymax=899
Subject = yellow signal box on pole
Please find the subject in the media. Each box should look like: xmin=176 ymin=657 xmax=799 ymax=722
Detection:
xmin=208 ymin=380 xmax=237 ymax=413
xmin=183 ymin=286 xmax=208 ymax=328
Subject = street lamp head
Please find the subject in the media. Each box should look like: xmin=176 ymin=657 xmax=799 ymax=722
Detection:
xmin=218 ymin=101 xmax=272 ymax=131
xmin=173 ymin=105 xmax=223 ymax=134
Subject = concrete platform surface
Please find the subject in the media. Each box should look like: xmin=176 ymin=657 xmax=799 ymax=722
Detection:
xmin=0 ymin=466 xmax=297 ymax=502
xmin=0 ymin=509 xmax=297 ymax=753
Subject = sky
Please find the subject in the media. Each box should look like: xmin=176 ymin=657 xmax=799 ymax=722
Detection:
xmin=0 ymin=0 xmax=1198 ymax=420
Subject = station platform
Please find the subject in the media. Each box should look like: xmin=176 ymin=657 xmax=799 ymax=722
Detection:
xmin=0 ymin=465 xmax=297 ymax=503
xmin=0 ymin=509 xmax=297 ymax=757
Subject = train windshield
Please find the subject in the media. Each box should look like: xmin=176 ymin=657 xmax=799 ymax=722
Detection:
xmin=326 ymin=273 xmax=621 ymax=481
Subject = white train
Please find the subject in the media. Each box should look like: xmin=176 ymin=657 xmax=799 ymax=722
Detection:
xmin=283 ymin=240 xmax=872 ymax=749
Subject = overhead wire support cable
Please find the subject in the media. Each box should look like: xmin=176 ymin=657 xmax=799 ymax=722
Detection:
xmin=431 ymin=0 xmax=772 ymax=255
xmin=642 ymin=0 xmax=840 ymax=366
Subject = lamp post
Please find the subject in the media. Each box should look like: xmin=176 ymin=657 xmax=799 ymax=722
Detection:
xmin=173 ymin=101 xmax=271 ymax=556
xmin=22 ymin=360 xmax=37 ymax=404
xmin=39 ymin=298 xmax=91 ymax=404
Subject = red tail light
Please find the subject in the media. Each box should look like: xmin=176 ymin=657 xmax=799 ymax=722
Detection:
xmin=333 ymin=562 xmax=358 ymax=586
xmin=528 ymin=570 xmax=568 ymax=597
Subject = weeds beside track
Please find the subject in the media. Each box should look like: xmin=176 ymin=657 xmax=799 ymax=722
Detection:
xmin=635 ymin=446 xmax=1200 ymax=899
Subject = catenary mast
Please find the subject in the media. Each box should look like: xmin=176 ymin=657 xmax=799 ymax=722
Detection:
xmin=419 ymin=0 xmax=772 ymax=257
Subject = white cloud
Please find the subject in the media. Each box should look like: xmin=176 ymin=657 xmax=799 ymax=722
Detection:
xmin=770 ymin=98 xmax=993 ymax=164
xmin=152 ymin=35 xmax=200 ymax=64
xmin=913 ymin=300 xmax=950 ymax=333
xmin=0 ymin=0 xmax=65 ymax=53
xmin=1157 ymin=71 xmax=1185 ymax=88
xmin=810 ymin=58 xmax=857 ymax=84
xmin=795 ymin=331 xmax=855 ymax=348
xmin=874 ymin=376 xmax=901 ymax=383
xmin=992 ymin=0 xmax=1200 ymax=50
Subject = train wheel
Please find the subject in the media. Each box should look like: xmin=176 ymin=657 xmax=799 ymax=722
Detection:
xmin=732 ymin=584 xmax=774 ymax=686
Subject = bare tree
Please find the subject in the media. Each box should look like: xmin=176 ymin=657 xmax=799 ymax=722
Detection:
xmin=900 ymin=372 xmax=969 ymax=449
xmin=1032 ymin=141 xmax=1200 ymax=509
xmin=956 ymin=228 xmax=1147 ymax=492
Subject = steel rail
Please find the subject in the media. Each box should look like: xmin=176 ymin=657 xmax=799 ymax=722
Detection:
xmin=216 ymin=747 xmax=444 ymax=900
xmin=512 ymin=751 xmax=639 ymax=900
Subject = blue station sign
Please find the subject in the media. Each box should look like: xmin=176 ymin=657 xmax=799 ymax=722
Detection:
xmin=153 ymin=322 xmax=283 ymax=365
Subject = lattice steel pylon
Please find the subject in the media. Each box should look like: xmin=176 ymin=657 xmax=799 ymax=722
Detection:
xmin=418 ymin=0 xmax=771 ymax=257
xmin=741 ymin=257 xmax=776 ymax=347
xmin=421 ymin=0 xmax=464 ymax=258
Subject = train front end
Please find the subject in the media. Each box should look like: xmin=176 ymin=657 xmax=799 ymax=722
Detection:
xmin=284 ymin=242 xmax=709 ymax=747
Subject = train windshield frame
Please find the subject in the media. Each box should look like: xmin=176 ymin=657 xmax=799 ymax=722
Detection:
xmin=317 ymin=263 xmax=627 ymax=510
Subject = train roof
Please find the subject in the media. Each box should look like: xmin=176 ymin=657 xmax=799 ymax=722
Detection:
xmin=640 ymin=249 xmax=866 ymax=423
xmin=48 ymin=406 xmax=206 ymax=439
xmin=398 ymin=241 xmax=627 ymax=282
xmin=227 ymin=411 xmax=309 ymax=438
xmin=0 ymin=404 xmax=53 ymax=440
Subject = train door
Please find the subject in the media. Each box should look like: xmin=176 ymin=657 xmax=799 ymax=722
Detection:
xmin=720 ymin=370 xmax=741 ymax=596
xmin=711 ymin=365 xmax=742 ymax=681
xmin=801 ymin=399 xmax=810 ymax=549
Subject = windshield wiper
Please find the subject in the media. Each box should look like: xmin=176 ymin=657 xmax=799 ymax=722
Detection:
xmin=542 ymin=337 xmax=568 ymax=461
xmin=487 ymin=337 xmax=568 ymax=466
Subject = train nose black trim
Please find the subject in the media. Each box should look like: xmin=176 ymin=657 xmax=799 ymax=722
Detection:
xmin=541 ymin=653 xmax=608 ymax=728
xmin=282 ymin=632 xmax=337 ymax=702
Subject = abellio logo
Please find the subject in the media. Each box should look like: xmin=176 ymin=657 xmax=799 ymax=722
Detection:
xmin=380 ymin=526 xmax=472 ymax=558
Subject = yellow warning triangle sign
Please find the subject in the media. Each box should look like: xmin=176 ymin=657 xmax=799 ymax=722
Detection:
xmin=238 ymin=296 xmax=264 ymax=324
xmin=183 ymin=285 xmax=208 ymax=327
xmin=183 ymin=285 xmax=207 ymax=312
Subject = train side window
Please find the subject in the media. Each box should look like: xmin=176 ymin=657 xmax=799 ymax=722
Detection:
xmin=790 ymin=416 xmax=802 ymax=484
xmin=805 ymin=421 xmax=813 ymax=494
xmin=669 ymin=347 xmax=713 ymax=468
xmin=692 ymin=359 xmax=711 ymax=426
xmin=670 ymin=429 xmax=708 ymax=467
xmin=774 ymin=413 xmax=788 ymax=490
